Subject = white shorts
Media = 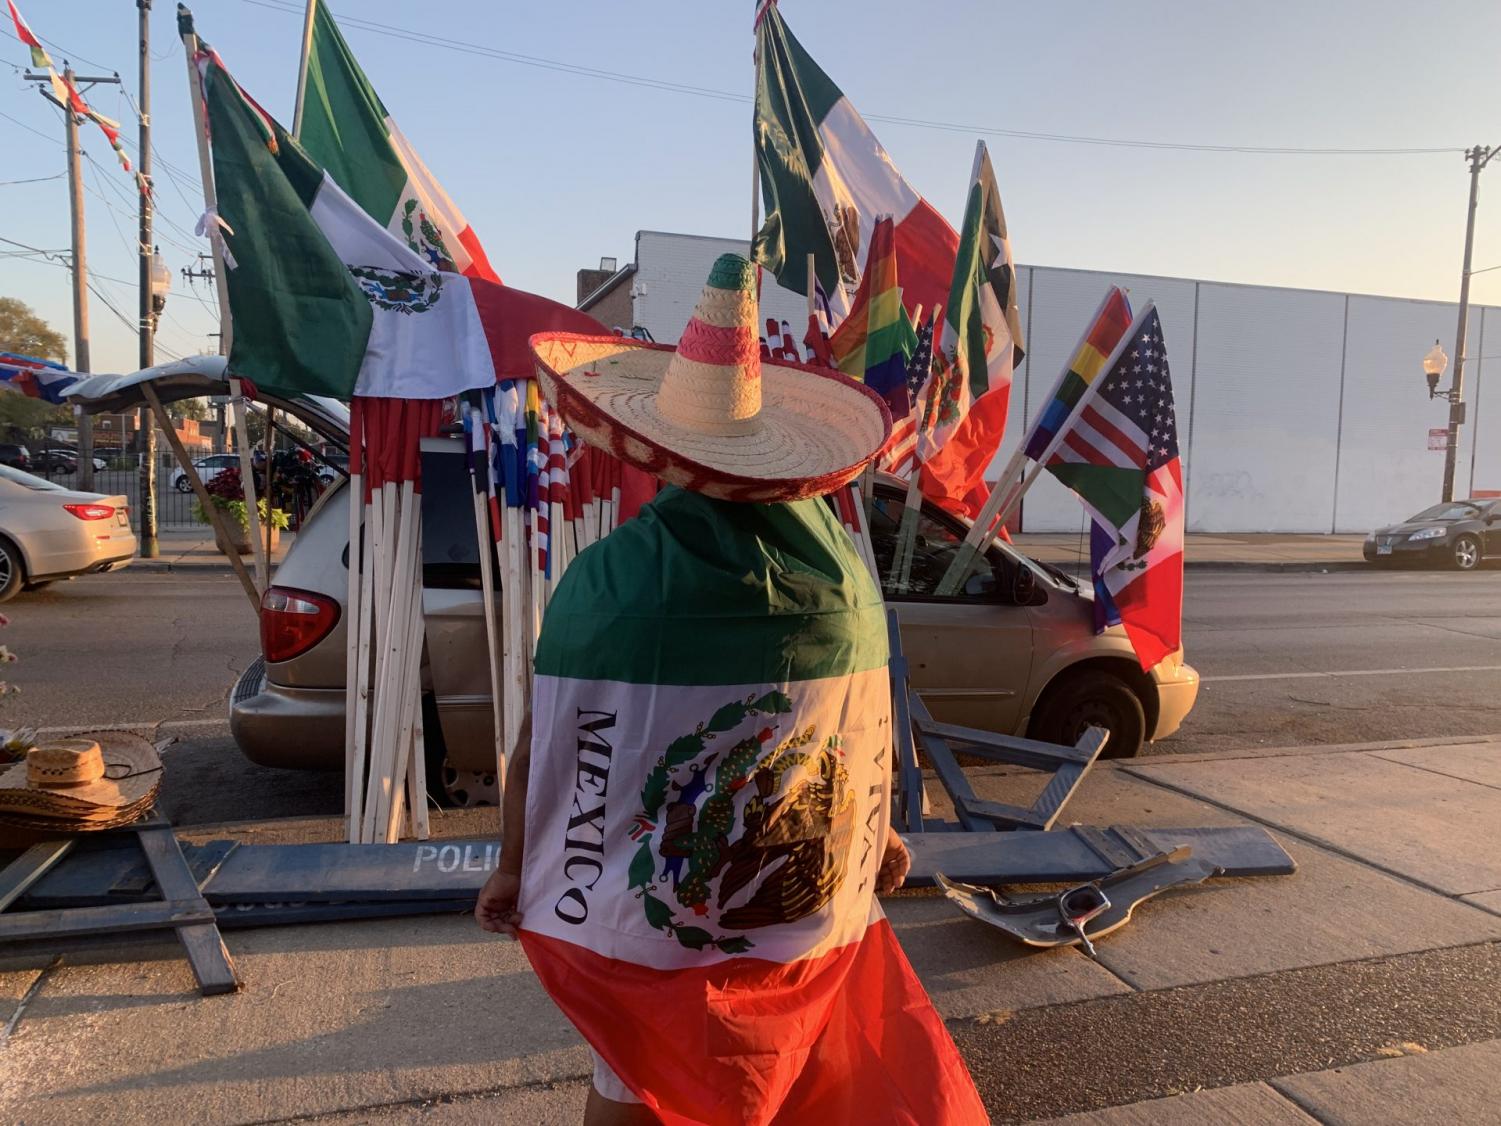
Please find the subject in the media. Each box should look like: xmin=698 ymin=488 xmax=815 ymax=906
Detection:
xmin=592 ymin=1050 xmax=642 ymax=1105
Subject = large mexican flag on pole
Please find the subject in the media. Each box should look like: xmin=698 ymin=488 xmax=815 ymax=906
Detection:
xmin=914 ymin=141 xmax=1026 ymax=519
xmin=518 ymin=487 xmax=983 ymax=1125
xmin=753 ymin=3 xmax=957 ymax=321
xmin=297 ymin=0 xmax=499 ymax=282
xmin=203 ymin=53 xmax=593 ymax=400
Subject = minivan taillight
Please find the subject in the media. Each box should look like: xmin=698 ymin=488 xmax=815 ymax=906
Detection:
xmin=63 ymin=503 xmax=114 ymax=520
xmin=260 ymin=586 xmax=340 ymax=663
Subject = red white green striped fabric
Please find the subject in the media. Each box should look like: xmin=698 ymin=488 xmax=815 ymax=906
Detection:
xmin=8 ymin=0 xmax=131 ymax=173
xmin=518 ymin=487 xmax=982 ymax=1125
xmin=299 ymin=0 xmax=498 ymax=282
xmin=200 ymin=49 xmax=596 ymax=402
xmin=913 ymin=141 xmax=1025 ymax=519
xmin=753 ymin=4 xmax=957 ymax=320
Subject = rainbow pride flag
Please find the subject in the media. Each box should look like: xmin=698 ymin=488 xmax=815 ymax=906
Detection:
xmin=828 ymin=216 xmax=917 ymax=415
xmin=1021 ymin=287 xmax=1134 ymax=461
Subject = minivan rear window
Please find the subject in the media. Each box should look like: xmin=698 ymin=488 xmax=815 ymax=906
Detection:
xmin=418 ymin=447 xmax=494 ymax=590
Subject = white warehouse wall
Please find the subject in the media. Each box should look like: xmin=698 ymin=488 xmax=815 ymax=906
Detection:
xmin=624 ymin=231 xmax=1500 ymax=533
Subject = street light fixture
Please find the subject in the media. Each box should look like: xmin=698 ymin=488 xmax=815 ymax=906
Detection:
xmin=1423 ymin=339 xmax=1451 ymax=399
xmin=149 ymin=246 xmax=171 ymax=324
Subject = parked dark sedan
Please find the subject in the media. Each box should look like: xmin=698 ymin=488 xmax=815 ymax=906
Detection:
xmin=1364 ymin=498 xmax=1501 ymax=571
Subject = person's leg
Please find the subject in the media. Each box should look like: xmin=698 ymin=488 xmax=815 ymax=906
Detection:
xmin=583 ymin=1085 xmax=661 ymax=1126
xmin=583 ymin=1052 xmax=660 ymax=1126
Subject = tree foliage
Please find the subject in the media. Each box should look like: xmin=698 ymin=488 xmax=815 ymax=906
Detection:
xmin=0 ymin=298 xmax=67 ymax=364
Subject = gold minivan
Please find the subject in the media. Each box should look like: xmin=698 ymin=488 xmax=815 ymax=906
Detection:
xmin=66 ymin=359 xmax=1199 ymax=796
xmin=230 ymin=438 xmax=1199 ymax=801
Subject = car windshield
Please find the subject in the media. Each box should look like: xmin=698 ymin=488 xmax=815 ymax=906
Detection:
xmin=0 ymin=464 xmax=65 ymax=491
xmin=1409 ymin=502 xmax=1480 ymax=522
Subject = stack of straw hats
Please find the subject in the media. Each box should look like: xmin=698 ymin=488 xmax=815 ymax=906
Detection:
xmin=0 ymin=732 xmax=162 ymax=840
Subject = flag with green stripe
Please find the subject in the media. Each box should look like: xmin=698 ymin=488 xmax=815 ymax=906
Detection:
xmin=516 ymin=485 xmax=982 ymax=1122
xmin=299 ymin=0 xmax=499 ymax=281
xmin=912 ymin=141 xmax=1025 ymax=519
xmin=753 ymin=3 xmax=956 ymax=320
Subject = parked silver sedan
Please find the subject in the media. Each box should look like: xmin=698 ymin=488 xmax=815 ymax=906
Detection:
xmin=0 ymin=464 xmax=135 ymax=600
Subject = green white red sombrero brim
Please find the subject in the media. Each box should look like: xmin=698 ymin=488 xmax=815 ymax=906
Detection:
xmin=529 ymin=336 xmax=891 ymax=503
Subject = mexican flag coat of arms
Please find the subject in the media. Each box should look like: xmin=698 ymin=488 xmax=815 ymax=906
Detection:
xmin=518 ymin=486 xmax=983 ymax=1124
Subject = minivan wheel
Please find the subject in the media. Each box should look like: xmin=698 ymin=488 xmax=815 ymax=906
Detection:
xmin=1453 ymin=534 xmax=1481 ymax=572
xmin=1031 ymin=670 xmax=1147 ymax=759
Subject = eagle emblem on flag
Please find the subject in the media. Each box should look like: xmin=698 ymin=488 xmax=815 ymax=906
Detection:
xmin=400 ymin=198 xmax=454 ymax=270
xmin=348 ymin=265 xmax=444 ymax=314
xmin=627 ymin=689 xmax=856 ymax=954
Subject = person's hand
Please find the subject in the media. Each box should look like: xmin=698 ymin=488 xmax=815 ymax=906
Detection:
xmin=876 ymin=826 xmax=910 ymax=895
xmin=475 ymin=868 xmax=523 ymax=937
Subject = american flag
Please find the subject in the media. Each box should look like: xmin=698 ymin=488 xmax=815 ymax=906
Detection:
xmin=877 ymin=313 xmax=936 ymax=477
xmin=905 ymin=314 xmax=936 ymax=404
xmin=1049 ymin=310 xmax=1178 ymax=475
xmin=1042 ymin=306 xmax=1184 ymax=670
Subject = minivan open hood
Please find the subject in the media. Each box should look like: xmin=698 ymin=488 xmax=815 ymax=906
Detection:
xmin=64 ymin=354 xmax=351 ymax=447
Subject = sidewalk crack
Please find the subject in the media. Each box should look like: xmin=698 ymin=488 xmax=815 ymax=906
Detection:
xmin=0 ymin=954 xmax=61 ymax=1046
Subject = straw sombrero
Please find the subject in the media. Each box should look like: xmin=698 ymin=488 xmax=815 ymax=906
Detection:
xmin=530 ymin=254 xmax=891 ymax=502
xmin=0 ymin=732 xmax=161 ymax=828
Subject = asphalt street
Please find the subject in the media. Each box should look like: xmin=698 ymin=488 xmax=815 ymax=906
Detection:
xmin=6 ymin=567 xmax=1500 ymax=824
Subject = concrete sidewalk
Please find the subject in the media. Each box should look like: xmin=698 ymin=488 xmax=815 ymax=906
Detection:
xmin=132 ymin=527 xmax=1370 ymax=574
xmin=3 ymin=736 xmax=1499 ymax=1123
xmin=1013 ymin=532 xmax=1370 ymax=572
xmin=130 ymin=527 xmax=294 ymax=573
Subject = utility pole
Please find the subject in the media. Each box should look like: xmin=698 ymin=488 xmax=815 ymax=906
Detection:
xmin=24 ymin=66 xmax=120 ymax=491
xmin=1443 ymin=143 xmax=1497 ymax=503
xmin=137 ymin=0 xmax=159 ymax=557
xmin=66 ymin=68 xmax=95 ymax=492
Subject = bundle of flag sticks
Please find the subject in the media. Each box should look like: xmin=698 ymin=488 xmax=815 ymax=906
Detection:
xmin=345 ymin=398 xmax=443 ymax=844
xmin=347 ymin=357 xmax=887 ymax=844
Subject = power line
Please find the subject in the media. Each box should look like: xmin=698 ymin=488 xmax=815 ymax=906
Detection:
xmin=244 ymin=0 xmax=1463 ymax=158
xmin=0 ymin=24 xmax=120 ymax=80
xmin=0 ymin=106 xmax=60 ymax=145
xmin=0 ymin=172 xmax=65 ymax=186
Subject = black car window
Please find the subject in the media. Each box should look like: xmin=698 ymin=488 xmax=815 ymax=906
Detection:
xmin=867 ymin=486 xmax=1011 ymax=601
xmin=418 ymin=447 xmax=496 ymax=591
xmin=1411 ymin=502 xmax=1481 ymax=522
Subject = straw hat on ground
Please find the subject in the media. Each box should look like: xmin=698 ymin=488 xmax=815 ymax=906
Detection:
xmin=530 ymin=254 xmax=891 ymax=503
xmin=0 ymin=732 xmax=161 ymax=833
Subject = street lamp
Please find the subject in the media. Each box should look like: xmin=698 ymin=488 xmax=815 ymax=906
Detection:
xmin=1423 ymin=340 xmax=1450 ymax=399
xmin=149 ymin=246 xmax=171 ymax=325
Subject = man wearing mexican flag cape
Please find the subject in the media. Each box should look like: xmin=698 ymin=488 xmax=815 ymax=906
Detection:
xmin=477 ymin=255 xmax=984 ymax=1124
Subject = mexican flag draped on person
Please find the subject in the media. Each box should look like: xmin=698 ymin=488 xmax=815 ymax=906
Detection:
xmin=475 ymin=255 xmax=986 ymax=1125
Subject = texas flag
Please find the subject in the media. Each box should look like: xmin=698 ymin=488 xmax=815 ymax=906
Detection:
xmin=518 ymin=487 xmax=984 ymax=1125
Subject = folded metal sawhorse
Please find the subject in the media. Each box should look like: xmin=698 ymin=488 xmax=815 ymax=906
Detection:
xmin=885 ymin=610 xmax=1297 ymax=885
xmin=0 ymin=813 xmax=240 ymax=996
xmin=888 ymin=609 xmax=1107 ymax=835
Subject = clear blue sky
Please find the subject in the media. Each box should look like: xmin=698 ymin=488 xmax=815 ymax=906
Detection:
xmin=3 ymin=0 xmax=1498 ymax=375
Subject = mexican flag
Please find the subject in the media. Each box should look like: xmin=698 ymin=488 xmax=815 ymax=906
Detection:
xmin=518 ymin=487 xmax=983 ymax=1125
xmin=914 ymin=141 xmax=1025 ymax=520
xmin=297 ymin=0 xmax=499 ymax=282
xmin=202 ymin=53 xmax=594 ymax=401
xmin=753 ymin=4 xmax=956 ymax=321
